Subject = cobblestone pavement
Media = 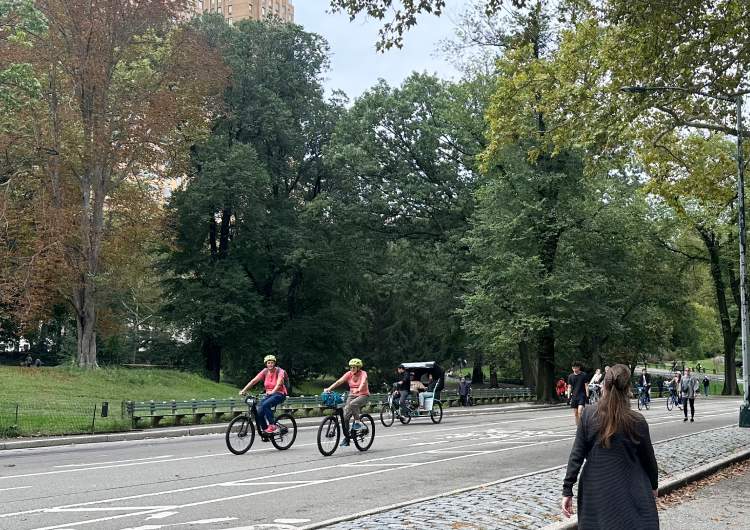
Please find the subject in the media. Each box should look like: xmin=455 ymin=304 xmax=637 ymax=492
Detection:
xmin=323 ymin=426 xmax=750 ymax=530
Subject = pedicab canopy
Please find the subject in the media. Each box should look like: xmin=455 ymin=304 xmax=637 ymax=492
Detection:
xmin=400 ymin=362 xmax=443 ymax=379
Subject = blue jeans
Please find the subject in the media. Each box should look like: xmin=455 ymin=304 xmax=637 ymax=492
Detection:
xmin=257 ymin=392 xmax=285 ymax=430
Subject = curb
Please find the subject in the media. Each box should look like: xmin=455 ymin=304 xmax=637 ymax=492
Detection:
xmin=543 ymin=446 xmax=750 ymax=530
xmin=299 ymin=464 xmax=570 ymax=530
xmin=0 ymin=402 xmax=564 ymax=451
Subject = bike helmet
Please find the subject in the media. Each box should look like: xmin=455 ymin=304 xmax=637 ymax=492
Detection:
xmin=263 ymin=354 xmax=277 ymax=363
xmin=348 ymin=358 xmax=363 ymax=368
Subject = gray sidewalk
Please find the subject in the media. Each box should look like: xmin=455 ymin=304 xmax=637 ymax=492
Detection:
xmin=309 ymin=425 xmax=750 ymax=530
xmin=659 ymin=460 xmax=750 ymax=529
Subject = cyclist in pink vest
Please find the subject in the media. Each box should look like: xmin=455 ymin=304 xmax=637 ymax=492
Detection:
xmin=240 ymin=354 xmax=288 ymax=434
xmin=324 ymin=358 xmax=369 ymax=446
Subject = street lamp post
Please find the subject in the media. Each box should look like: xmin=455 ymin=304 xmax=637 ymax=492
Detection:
xmin=622 ymin=85 xmax=750 ymax=427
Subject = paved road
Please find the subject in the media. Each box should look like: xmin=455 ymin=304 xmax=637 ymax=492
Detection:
xmin=0 ymin=398 xmax=742 ymax=530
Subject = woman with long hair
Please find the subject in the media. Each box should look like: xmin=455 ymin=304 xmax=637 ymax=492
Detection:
xmin=561 ymin=364 xmax=659 ymax=529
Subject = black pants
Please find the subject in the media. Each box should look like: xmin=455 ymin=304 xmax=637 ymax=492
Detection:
xmin=683 ymin=397 xmax=695 ymax=419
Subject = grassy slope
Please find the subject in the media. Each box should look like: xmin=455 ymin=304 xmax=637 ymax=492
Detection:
xmin=0 ymin=366 xmax=240 ymax=437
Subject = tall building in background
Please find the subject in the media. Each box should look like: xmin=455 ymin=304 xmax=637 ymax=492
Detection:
xmin=196 ymin=0 xmax=294 ymax=24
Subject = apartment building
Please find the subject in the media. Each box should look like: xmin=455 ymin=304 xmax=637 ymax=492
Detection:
xmin=196 ymin=0 xmax=295 ymax=24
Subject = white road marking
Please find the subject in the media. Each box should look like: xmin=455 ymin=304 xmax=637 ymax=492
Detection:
xmin=145 ymin=512 xmax=178 ymax=520
xmin=47 ymin=506 xmax=177 ymax=513
xmin=0 ymin=405 xmax=739 ymax=529
xmin=0 ymin=485 xmax=32 ymax=492
xmin=55 ymin=456 xmax=174 ymax=468
xmin=121 ymin=518 xmax=238 ymax=530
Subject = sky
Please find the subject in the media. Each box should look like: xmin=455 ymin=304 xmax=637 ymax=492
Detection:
xmin=294 ymin=1 xmax=473 ymax=101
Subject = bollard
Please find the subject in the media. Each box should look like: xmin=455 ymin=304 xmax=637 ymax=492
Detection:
xmin=91 ymin=404 xmax=97 ymax=434
xmin=101 ymin=401 xmax=109 ymax=418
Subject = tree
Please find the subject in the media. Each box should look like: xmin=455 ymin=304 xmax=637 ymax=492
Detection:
xmin=3 ymin=0 xmax=224 ymax=367
xmin=163 ymin=17 xmax=354 ymax=383
xmin=329 ymin=0 xmax=530 ymax=50
xmin=639 ymin=133 xmax=743 ymax=394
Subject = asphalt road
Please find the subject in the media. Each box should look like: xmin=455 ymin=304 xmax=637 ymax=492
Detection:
xmin=0 ymin=398 xmax=743 ymax=530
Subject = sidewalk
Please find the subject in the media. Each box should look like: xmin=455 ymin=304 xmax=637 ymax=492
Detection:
xmin=0 ymin=401 xmax=563 ymax=450
xmin=308 ymin=425 xmax=750 ymax=529
xmin=659 ymin=459 xmax=750 ymax=529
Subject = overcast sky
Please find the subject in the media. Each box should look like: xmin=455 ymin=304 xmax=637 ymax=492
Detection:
xmin=294 ymin=1 xmax=472 ymax=101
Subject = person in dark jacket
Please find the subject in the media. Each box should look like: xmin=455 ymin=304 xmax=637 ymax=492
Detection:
xmin=561 ymin=364 xmax=659 ymax=530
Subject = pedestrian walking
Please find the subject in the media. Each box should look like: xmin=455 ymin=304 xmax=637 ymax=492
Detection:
xmin=567 ymin=362 xmax=589 ymax=425
xmin=458 ymin=377 xmax=471 ymax=406
xmin=680 ymin=367 xmax=699 ymax=422
xmin=561 ymin=364 xmax=658 ymax=530
xmin=702 ymin=375 xmax=710 ymax=397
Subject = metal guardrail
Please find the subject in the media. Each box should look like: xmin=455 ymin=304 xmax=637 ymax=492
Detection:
xmin=124 ymin=387 xmax=535 ymax=427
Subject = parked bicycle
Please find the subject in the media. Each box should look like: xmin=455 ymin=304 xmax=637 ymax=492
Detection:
xmin=225 ymin=394 xmax=297 ymax=455
xmin=317 ymin=391 xmax=375 ymax=456
xmin=635 ymin=385 xmax=650 ymax=411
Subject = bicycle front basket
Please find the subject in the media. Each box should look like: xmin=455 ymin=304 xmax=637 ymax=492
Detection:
xmin=320 ymin=391 xmax=344 ymax=407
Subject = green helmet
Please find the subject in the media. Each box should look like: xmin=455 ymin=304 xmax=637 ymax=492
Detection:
xmin=263 ymin=354 xmax=277 ymax=364
xmin=348 ymin=358 xmax=363 ymax=368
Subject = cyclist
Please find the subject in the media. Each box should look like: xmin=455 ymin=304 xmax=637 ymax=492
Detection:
xmin=638 ymin=368 xmax=652 ymax=404
xmin=324 ymin=358 xmax=369 ymax=446
xmin=239 ymin=354 xmax=288 ymax=434
xmin=588 ymin=368 xmax=603 ymax=401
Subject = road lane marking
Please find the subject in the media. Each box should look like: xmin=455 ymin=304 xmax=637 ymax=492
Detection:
xmin=145 ymin=512 xmax=178 ymax=520
xmin=54 ymin=456 xmax=175 ymax=468
xmin=0 ymin=485 xmax=32 ymax=492
xmin=2 ymin=402 xmax=735 ymax=481
xmin=0 ymin=406 xmax=739 ymax=525
xmin=25 ymin=437 xmax=576 ymax=530
xmin=47 ymin=506 xmax=177 ymax=513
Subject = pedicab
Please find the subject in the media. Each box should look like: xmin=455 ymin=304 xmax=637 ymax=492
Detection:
xmin=380 ymin=361 xmax=444 ymax=426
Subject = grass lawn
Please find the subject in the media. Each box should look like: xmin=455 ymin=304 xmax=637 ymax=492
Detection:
xmin=0 ymin=366 xmax=240 ymax=437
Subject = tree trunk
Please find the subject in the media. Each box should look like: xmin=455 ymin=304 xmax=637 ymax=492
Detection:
xmin=519 ymin=341 xmax=536 ymax=388
xmin=203 ymin=335 xmax=221 ymax=383
xmin=472 ymin=354 xmax=484 ymax=384
xmin=74 ymin=277 xmax=98 ymax=368
xmin=699 ymin=228 xmax=740 ymax=395
xmin=536 ymin=327 xmax=556 ymax=402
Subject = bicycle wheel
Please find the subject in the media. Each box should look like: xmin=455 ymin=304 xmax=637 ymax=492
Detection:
xmin=271 ymin=413 xmax=297 ymax=450
xmin=637 ymin=395 xmax=643 ymax=411
xmin=398 ymin=411 xmax=412 ymax=424
xmin=353 ymin=414 xmax=375 ymax=452
xmin=666 ymin=395 xmax=674 ymax=411
xmin=225 ymin=415 xmax=255 ymax=455
xmin=644 ymin=397 xmax=650 ymax=410
xmin=317 ymin=415 xmax=340 ymax=456
xmin=380 ymin=404 xmax=395 ymax=427
xmin=430 ymin=401 xmax=443 ymax=424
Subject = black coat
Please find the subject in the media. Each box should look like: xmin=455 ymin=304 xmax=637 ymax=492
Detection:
xmin=563 ymin=406 xmax=659 ymax=530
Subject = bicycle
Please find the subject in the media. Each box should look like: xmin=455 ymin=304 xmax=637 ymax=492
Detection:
xmin=636 ymin=385 xmax=650 ymax=411
xmin=666 ymin=388 xmax=682 ymax=411
xmin=225 ymin=394 xmax=297 ymax=455
xmin=588 ymin=383 xmax=602 ymax=405
xmin=317 ymin=392 xmax=375 ymax=456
